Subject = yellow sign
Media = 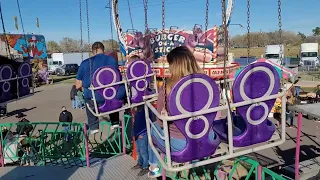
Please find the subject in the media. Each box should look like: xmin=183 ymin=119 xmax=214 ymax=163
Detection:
xmin=36 ymin=18 xmax=39 ymax=28
xmin=14 ymin=16 xmax=18 ymax=30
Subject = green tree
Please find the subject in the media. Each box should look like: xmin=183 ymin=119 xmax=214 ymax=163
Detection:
xmin=312 ymin=27 xmax=320 ymax=36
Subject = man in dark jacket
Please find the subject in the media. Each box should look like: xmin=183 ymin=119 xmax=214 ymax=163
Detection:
xmin=59 ymin=106 xmax=73 ymax=124
xmin=59 ymin=106 xmax=73 ymax=141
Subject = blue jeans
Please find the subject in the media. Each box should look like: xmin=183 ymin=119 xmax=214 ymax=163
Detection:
xmin=72 ymin=100 xmax=77 ymax=109
xmin=63 ymin=125 xmax=71 ymax=142
xmin=148 ymin=122 xmax=217 ymax=166
xmin=286 ymin=112 xmax=294 ymax=126
xmin=136 ymin=133 xmax=149 ymax=169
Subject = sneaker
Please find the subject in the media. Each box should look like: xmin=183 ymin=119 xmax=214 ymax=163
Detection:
xmin=131 ymin=164 xmax=142 ymax=170
xmin=138 ymin=168 xmax=149 ymax=176
xmin=148 ymin=167 xmax=161 ymax=178
xmin=90 ymin=129 xmax=99 ymax=135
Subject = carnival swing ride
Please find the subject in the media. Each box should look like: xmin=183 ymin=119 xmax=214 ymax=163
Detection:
xmin=82 ymin=0 xmax=291 ymax=179
xmin=0 ymin=1 xmax=33 ymax=108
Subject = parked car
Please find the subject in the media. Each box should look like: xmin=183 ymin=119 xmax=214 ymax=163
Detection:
xmin=55 ymin=64 xmax=79 ymax=76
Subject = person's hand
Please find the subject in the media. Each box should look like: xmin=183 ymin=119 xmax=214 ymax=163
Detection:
xmin=138 ymin=135 xmax=144 ymax=139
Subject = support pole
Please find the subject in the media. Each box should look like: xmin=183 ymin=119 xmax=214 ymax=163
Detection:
xmin=0 ymin=134 xmax=4 ymax=167
xmin=83 ymin=123 xmax=90 ymax=168
xmin=122 ymin=114 xmax=126 ymax=154
xmin=257 ymin=165 xmax=262 ymax=180
xmin=295 ymin=112 xmax=302 ymax=180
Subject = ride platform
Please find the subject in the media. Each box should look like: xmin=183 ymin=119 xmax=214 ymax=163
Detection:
xmin=0 ymin=154 xmax=149 ymax=180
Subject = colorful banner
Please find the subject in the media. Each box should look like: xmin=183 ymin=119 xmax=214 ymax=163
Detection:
xmin=124 ymin=28 xmax=219 ymax=63
xmin=0 ymin=34 xmax=48 ymax=73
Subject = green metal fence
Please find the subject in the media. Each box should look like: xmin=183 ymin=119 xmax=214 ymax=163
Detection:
xmin=0 ymin=115 xmax=132 ymax=167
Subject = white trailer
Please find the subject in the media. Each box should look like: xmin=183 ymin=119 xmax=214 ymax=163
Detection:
xmin=300 ymin=43 xmax=319 ymax=66
xmin=48 ymin=52 xmax=89 ymax=73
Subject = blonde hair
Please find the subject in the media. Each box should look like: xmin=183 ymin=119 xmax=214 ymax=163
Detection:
xmin=166 ymin=46 xmax=203 ymax=92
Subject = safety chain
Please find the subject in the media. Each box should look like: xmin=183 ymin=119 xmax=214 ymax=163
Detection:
xmin=85 ymin=0 xmax=93 ymax=83
xmin=278 ymin=0 xmax=283 ymax=65
xmin=127 ymin=0 xmax=134 ymax=30
xmin=143 ymin=0 xmax=149 ymax=34
xmin=161 ymin=0 xmax=167 ymax=113
xmin=246 ymin=0 xmax=251 ymax=63
xmin=79 ymin=0 xmax=83 ymax=61
xmin=109 ymin=0 xmax=114 ymax=51
xmin=141 ymin=0 xmax=150 ymax=102
xmin=278 ymin=0 xmax=284 ymax=86
xmin=203 ymin=0 xmax=209 ymax=69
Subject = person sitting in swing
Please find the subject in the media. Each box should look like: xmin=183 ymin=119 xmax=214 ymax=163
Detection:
xmin=147 ymin=46 xmax=217 ymax=178
xmin=75 ymin=42 xmax=126 ymax=135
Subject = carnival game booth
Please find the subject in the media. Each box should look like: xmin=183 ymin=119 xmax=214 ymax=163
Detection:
xmin=0 ymin=56 xmax=33 ymax=105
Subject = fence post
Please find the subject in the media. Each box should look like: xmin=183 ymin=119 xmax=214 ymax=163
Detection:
xmin=295 ymin=112 xmax=303 ymax=180
xmin=122 ymin=114 xmax=126 ymax=154
xmin=83 ymin=123 xmax=90 ymax=168
xmin=257 ymin=165 xmax=262 ymax=180
xmin=0 ymin=132 xmax=4 ymax=167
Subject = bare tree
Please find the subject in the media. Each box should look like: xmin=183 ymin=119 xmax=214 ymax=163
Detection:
xmin=59 ymin=37 xmax=81 ymax=52
xmin=46 ymin=41 xmax=61 ymax=53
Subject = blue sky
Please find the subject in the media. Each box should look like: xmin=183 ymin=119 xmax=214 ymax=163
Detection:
xmin=1 ymin=0 xmax=319 ymax=42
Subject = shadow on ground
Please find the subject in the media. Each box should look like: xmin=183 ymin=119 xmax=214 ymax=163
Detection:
xmin=5 ymin=107 xmax=37 ymax=118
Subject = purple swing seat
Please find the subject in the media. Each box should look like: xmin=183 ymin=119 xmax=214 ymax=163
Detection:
xmin=92 ymin=66 xmax=123 ymax=113
xmin=152 ymin=73 xmax=221 ymax=163
xmin=213 ymin=62 xmax=279 ymax=147
xmin=126 ymin=59 xmax=153 ymax=103
xmin=0 ymin=65 xmax=14 ymax=103
xmin=18 ymin=63 xmax=32 ymax=97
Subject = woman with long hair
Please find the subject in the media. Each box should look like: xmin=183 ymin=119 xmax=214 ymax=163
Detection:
xmin=148 ymin=46 xmax=216 ymax=177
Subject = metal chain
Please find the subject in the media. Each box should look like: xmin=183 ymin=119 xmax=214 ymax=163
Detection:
xmin=109 ymin=0 xmax=114 ymax=51
xmin=246 ymin=0 xmax=250 ymax=64
xmin=278 ymin=0 xmax=283 ymax=65
xmin=79 ymin=0 xmax=83 ymax=61
xmin=161 ymin=0 xmax=167 ymax=113
xmin=203 ymin=0 xmax=209 ymax=69
xmin=85 ymin=0 xmax=93 ymax=84
xmin=143 ymin=0 xmax=149 ymax=34
xmin=127 ymin=0 xmax=134 ymax=30
xmin=278 ymin=0 xmax=284 ymax=86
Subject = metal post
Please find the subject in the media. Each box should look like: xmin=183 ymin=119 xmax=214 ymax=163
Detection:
xmin=257 ymin=165 xmax=262 ymax=180
xmin=83 ymin=123 xmax=90 ymax=168
xmin=122 ymin=115 xmax=126 ymax=154
xmin=295 ymin=112 xmax=302 ymax=180
xmin=161 ymin=153 xmax=166 ymax=180
xmin=0 ymin=133 xmax=4 ymax=167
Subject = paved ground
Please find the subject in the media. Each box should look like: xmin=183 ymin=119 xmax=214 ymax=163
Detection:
xmin=2 ymin=84 xmax=86 ymax=124
xmin=0 ymin=83 xmax=319 ymax=179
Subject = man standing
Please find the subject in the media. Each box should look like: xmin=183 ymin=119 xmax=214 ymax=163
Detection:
xmin=59 ymin=106 xmax=73 ymax=142
xmin=75 ymin=42 xmax=125 ymax=135
xmin=59 ymin=106 xmax=73 ymax=124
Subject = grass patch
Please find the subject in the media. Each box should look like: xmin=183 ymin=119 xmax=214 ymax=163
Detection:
xmin=51 ymin=75 xmax=76 ymax=84
xmin=229 ymin=46 xmax=313 ymax=58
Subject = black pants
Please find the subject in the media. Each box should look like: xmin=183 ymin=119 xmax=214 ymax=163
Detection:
xmin=85 ymin=99 xmax=120 ymax=130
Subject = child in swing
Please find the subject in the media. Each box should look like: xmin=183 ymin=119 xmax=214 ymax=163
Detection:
xmin=129 ymin=55 xmax=153 ymax=176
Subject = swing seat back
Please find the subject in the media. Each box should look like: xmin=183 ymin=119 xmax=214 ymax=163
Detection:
xmin=17 ymin=63 xmax=32 ymax=97
xmin=213 ymin=62 xmax=279 ymax=147
xmin=0 ymin=65 xmax=14 ymax=103
xmin=126 ymin=59 xmax=153 ymax=103
xmin=154 ymin=73 xmax=221 ymax=163
xmin=92 ymin=66 xmax=123 ymax=113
